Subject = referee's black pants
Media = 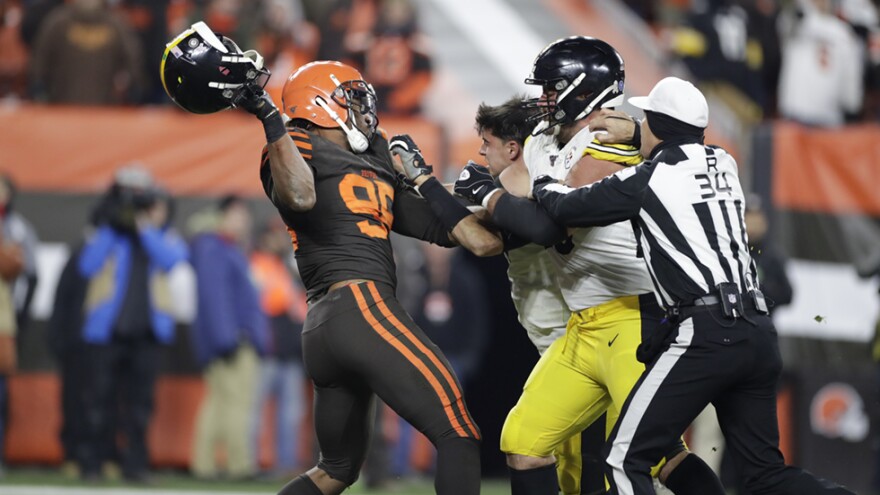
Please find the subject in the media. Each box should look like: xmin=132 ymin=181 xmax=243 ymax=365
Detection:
xmin=603 ymin=308 xmax=855 ymax=495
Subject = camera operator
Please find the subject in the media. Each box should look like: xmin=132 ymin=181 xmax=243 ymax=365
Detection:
xmin=76 ymin=166 xmax=188 ymax=482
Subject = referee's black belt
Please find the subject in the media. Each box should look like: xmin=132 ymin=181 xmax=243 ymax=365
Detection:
xmin=673 ymin=290 xmax=769 ymax=317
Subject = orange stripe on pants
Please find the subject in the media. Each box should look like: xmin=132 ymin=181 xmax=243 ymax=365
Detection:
xmin=365 ymin=282 xmax=480 ymax=440
xmin=349 ymin=284 xmax=468 ymax=438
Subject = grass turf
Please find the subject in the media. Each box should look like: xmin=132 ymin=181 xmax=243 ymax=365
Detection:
xmin=0 ymin=468 xmax=510 ymax=494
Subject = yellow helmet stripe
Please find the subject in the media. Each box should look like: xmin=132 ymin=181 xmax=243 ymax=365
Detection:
xmin=159 ymin=25 xmax=197 ymax=95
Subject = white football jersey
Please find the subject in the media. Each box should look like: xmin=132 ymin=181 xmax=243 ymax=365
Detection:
xmin=523 ymin=122 xmax=653 ymax=312
xmin=506 ymin=244 xmax=569 ymax=354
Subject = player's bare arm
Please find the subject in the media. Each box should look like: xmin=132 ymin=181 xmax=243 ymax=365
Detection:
xmin=265 ymin=137 xmax=316 ymax=211
xmin=237 ymin=85 xmax=316 ymax=211
xmin=389 ymin=134 xmax=503 ymax=257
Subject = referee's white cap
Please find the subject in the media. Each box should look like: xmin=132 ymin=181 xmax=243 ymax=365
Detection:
xmin=628 ymin=77 xmax=709 ymax=128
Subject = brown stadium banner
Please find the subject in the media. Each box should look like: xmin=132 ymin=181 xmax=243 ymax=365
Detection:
xmin=751 ymin=121 xmax=880 ymax=493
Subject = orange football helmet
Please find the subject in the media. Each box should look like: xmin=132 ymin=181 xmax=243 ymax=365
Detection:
xmin=281 ymin=61 xmax=378 ymax=152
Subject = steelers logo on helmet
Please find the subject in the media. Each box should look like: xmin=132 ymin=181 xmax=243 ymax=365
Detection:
xmin=160 ymin=21 xmax=270 ymax=114
xmin=523 ymin=36 xmax=626 ymax=135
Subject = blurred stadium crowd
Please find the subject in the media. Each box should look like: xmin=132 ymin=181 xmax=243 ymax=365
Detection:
xmin=1 ymin=0 xmax=879 ymax=126
xmin=0 ymin=0 xmax=878 ymax=492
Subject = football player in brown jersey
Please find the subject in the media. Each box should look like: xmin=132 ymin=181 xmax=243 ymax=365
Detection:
xmin=253 ymin=61 xmax=501 ymax=495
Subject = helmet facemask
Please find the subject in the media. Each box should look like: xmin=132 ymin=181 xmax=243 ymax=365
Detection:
xmin=314 ymin=76 xmax=379 ymax=153
xmin=523 ymin=74 xmax=624 ymax=135
xmin=214 ymin=37 xmax=271 ymax=102
xmin=521 ymin=36 xmax=626 ymax=136
xmin=332 ymin=80 xmax=379 ymax=140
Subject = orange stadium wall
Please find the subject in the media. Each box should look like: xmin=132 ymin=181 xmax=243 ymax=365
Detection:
xmin=770 ymin=121 xmax=880 ymax=216
xmin=4 ymin=372 xmax=320 ymax=469
xmin=0 ymin=105 xmax=447 ymax=196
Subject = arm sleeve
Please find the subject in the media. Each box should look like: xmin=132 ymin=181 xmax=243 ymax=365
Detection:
xmin=534 ymin=164 xmax=651 ymax=227
xmin=139 ymin=227 xmax=189 ymax=272
xmin=492 ymin=193 xmax=567 ymax=247
xmin=391 ymin=186 xmax=456 ymax=247
xmin=78 ymin=225 xmax=117 ymax=277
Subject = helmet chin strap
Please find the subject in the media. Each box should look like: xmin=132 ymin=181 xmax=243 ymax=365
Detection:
xmin=315 ymin=96 xmax=369 ymax=153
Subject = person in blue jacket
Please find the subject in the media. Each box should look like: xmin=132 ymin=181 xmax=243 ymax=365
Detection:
xmin=189 ymin=194 xmax=269 ymax=480
xmin=77 ymin=167 xmax=188 ymax=482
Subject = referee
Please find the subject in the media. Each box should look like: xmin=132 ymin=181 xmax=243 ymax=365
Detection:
xmin=533 ymin=77 xmax=855 ymax=495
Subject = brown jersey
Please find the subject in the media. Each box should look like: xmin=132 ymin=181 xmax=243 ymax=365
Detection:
xmin=260 ymin=129 xmax=453 ymax=300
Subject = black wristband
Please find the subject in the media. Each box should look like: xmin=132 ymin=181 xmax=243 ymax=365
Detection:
xmin=418 ymin=177 xmax=472 ymax=231
xmin=263 ymin=112 xmax=287 ymax=144
xmin=632 ymin=118 xmax=641 ymax=149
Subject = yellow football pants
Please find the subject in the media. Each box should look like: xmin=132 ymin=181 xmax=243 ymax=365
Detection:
xmin=502 ymin=295 xmax=665 ymax=494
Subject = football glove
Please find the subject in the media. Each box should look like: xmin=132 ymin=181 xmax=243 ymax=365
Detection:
xmin=531 ymin=174 xmax=557 ymax=199
xmin=233 ymin=83 xmax=280 ymax=122
xmin=233 ymin=83 xmax=286 ymax=143
xmin=453 ymin=161 xmax=497 ymax=206
xmin=389 ymin=134 xmax=433 ymax=180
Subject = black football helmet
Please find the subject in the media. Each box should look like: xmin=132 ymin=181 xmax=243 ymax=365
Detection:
xmin=524 ymin=36 xmax=625 ymax=133
xmin=161 ymin=21 xmax=270 ymax=114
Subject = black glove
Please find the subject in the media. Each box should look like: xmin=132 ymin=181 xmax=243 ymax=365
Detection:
xmin=453 ymin=161 xmax=498 ymax=206
xmin=389 ymin=134 xmax=433 ymax=180
xmin=233 ymin=83 xmax=286 ymax=143
xmin=233 ymin=83 xmax=279 ymax=121
xmin=531 ymin=174 xmax=557 ymax=200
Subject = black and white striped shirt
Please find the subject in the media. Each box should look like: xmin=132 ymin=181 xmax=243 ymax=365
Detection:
xmin=534 ymin=139 xmax=760 ymax=310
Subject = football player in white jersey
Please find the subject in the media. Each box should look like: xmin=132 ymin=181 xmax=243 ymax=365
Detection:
xmin=454 ymin=37 xmax=725 ymax=495
xmin=471 ymin=95 xmax=593 ymax=495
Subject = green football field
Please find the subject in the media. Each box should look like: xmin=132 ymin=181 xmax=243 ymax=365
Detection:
xmin=0 ymin=469 xmax=510 ymax=495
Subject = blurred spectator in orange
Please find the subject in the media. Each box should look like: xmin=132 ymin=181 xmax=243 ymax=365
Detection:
xmin=256 ymin=0 xmax=319 ymax=105
xmin=346 ymin=0 xmax=432 ymax=116
xmin=777 ymin=0 xmax=864 ymax=126
xmin=249 ymin=218 xmax=309 ymax=479
xmin=113 ymin=0 xmax=170 ymax=104
xmin=668 ymin=0 xmax=773 ymax=121
xmin=0 ymin=1 xmax=29 ymax=99
xmin=29 ymin=0 xmax=144 ymax=104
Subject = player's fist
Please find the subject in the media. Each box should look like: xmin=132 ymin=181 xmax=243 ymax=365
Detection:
xmin=590 ymin=109 xmax=639 ymax=146
xmin=389 ymin=134 xmax=432 ymax=180
xmin=233 ymin=83 xmax=280 ymax=122
xmin=453 ymin=161 xmax=497 ymax=206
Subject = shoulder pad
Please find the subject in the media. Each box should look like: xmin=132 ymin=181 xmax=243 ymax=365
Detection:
xmin=584 ymin=139 xmax=642 ymax=166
